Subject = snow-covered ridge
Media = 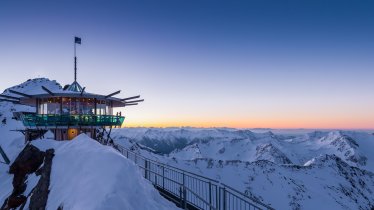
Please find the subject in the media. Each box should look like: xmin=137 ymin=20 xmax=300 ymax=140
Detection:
xmin=2 ymin=78 xmax=63 ymax=96
xmin=112 ymin=128 xmax=374 ymax=171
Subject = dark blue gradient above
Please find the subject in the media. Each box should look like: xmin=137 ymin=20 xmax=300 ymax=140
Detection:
xmin=0 ymin=0 xmax=373 ymax=128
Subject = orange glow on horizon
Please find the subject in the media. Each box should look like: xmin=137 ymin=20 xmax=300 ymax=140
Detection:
xmin=122 ymin=118 xmax=374 ymax=130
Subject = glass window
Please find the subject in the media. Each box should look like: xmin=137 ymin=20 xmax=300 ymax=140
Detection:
xmin=106 ymin=101 xmax=112 ymax=115
xmin=38 ymin=99 xmax=44 ymax=114
xmin=62 ymin=98 xmax=71 ymax=115
xmin=82 ymin=98 xmax=95 ymax=115
xmin=70 ymin=98 xmax=79 ymax=114
xmin=38 ymin=97 xmax=114 ymax=115
xmin=46 ymin=97 xmax=61 ymax=114
xmin=96 ymin=100 xmax=106 ymax=115
xmin=37 ymin=98 xmax=61 ymax=114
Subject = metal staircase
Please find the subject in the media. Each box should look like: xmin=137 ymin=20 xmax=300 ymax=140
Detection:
xmin=109 ymin=143 xmax=274 ymax=210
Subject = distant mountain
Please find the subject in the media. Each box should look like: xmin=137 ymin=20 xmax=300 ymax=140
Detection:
xmin=112 ymin=127 xmax=374 ymax=209
xmin=112 ymin=128 xmax=374 ymax=171
xmin=161 ymin=155 xmax=374 ymax=210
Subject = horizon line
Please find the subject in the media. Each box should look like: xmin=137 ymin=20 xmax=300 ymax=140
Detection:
xmin=121 ymin=125 xmax=374 ymax=131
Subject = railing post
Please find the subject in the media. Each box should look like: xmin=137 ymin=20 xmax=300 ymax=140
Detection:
xmin=182 ymin=173 xmax=186 ymax=209
xmin=179 ymin=186 xmax=187 ymax=210
xmin=179 ymin=186 xmax=183 ymax=207
xmin=183 ymin=186 xmax=187 ymax=209
xmin=144 ymin=160 xmax=148 ymax=179
xmin=216 ymin=185 xmax=219 ymax=210
xmin=209 ymin=182 xmax=212 ymax=210
xmin=162 ymin=165 xmax=165 ymax=190
xmin=182 ymin=172 xmax=185 ymax=187
xmin=222 ymin=187 xmax=226 ymax=210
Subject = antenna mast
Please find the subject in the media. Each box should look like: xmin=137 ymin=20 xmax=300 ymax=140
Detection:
xmin=74 ymin=44 xmax=77 ymax=82
xmin=74 ymin=37 xmax=81 ymax=82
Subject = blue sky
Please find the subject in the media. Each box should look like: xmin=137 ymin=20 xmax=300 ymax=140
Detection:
xmin=1 ymin=0 xmax=373 ymax=128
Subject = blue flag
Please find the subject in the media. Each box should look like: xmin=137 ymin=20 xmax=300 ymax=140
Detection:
xmin=75 ymin=37 xmax=81 ymax=44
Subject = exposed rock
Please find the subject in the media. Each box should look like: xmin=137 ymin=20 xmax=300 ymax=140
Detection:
xmin=2 ymin=144 xmax=45 ymax=210
xmin=4 ymin=195 xmax=26 ymax=209
xmin=255 ymin=143 xmax=292 ymax=164
xmin=9 ymin=144 xmax=45 ymax=175
xmin=29 ymin=149 xmax=54 ymax=210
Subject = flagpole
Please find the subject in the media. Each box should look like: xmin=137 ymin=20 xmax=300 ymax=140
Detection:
xmin=74 ymin=39 xmax=77 ymax=82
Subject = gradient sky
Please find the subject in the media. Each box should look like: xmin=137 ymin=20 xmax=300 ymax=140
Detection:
xmin=0 ymin=0 xmax=373 ymax=129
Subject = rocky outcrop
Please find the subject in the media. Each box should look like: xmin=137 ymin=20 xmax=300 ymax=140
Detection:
xmin=2 ymin=144 xmax=45 ymax=209
xmin=29 ymin=149 xmax=54 ymax=210
xmin=255 ymin=143 xmax=292 ymax=164
xmin=1 ymin=145 xmax=54 ymax=210
xmin=9 ymin=144 xmax=45 ymax=175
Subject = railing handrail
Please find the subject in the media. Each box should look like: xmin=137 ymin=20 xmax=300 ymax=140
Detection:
xmin=138 ymin=163 xmax=217 ymax=210
xmin=112 ymin=142 xmax=273 ymax=210
xmin=116 ymin=143 xmax=219 ymax=183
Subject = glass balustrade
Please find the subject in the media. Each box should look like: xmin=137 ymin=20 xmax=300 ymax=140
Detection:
xmin=21 ymin=113 xmax=125 ymax=127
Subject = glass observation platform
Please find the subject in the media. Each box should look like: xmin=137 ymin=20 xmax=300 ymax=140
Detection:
xmin=6 ymin=80 xmax=143 ymax=140
xmin=21 ymin=113 xmax=125 ymax=127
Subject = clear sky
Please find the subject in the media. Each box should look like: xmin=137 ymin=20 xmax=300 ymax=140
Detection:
xmin=0 ymin=0 xmax=373 ymax=129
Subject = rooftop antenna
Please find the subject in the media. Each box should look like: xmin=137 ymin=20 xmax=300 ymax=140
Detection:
xmin=74 ymin=36 xmax=81 ymax=82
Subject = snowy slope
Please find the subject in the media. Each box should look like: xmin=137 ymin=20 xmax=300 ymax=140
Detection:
xmin=31 ymin=135 xmax=178 ymax=210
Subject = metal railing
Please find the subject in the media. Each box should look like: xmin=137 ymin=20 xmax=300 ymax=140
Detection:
xmin=111 ymin=143 xmax=274 ymax=210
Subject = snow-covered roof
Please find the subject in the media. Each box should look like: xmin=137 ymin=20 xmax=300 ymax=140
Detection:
xmin=0 ymin=78 xmax=133 ymax=108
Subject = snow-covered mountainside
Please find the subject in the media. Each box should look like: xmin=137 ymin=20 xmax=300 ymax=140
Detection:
xmin=0 ymin=78 xmax=63 ymax=161
xmin=30 ymin=135 xmax=178 ymax=210
xmin=165 ymin=155 xmax=374 ymax=210
xmin=112 ymin=128 xmax=374 ymax=210
xmin=0 ymin=78 xmax=178 ymax=210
